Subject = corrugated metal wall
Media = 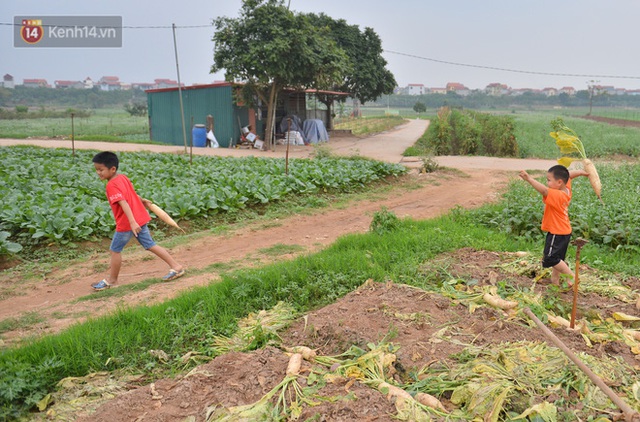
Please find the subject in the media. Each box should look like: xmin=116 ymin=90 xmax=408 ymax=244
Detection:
xmin=147 ymin=85 xmax=243 ymax=148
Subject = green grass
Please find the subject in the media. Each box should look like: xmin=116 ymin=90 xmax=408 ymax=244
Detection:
xmin=258 ymin=243 xmax=306 ymax=257
xmin=333 ymin=115 xmax=406 ymax=135
xmin=403 ymin=110 xmax=640 ymax=159
xmin=0 ymin=312 xmax=45 ymax=335
xmin=513 ymin=113 xmax=640 ymax=159
xmin=561 ymin=106 xmax=640 ymax=122
xmin=0 ymin=108 xmax=150 ymax=142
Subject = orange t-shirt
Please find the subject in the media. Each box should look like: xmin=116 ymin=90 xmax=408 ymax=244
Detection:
xmin=541 ymin=179 xmax=572 ymax=235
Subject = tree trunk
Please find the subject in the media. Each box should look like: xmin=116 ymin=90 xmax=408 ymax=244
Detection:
xmin=265 ymin=83 xmax=279 ymax=150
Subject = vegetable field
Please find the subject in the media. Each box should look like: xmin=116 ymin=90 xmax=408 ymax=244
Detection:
xmin=0 ymin=147 xmax=405 ymax=253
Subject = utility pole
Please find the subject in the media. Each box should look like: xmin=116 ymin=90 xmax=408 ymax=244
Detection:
xmin=587 ymin=79 xmax=599 ymax=117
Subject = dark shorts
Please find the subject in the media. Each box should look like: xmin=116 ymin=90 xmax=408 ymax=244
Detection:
xmin=542 ymin=233 xmax=572 ymax=268
xmin=110 ymin=224 xmax=156 ymax=253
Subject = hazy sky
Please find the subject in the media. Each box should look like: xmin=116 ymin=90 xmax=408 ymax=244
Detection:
xmin=3 ymin=0 xmax=640 ymax=93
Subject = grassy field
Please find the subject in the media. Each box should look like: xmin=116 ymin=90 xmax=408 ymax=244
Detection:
xmin=513 ymin=113 xmax=640 ymax=158
xmin=0 ymin=108 xmax=150 ymax=142
xmin=403 ymin=109 xmax=640 ymax=159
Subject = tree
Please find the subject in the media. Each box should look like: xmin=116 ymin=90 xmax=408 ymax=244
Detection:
xmin=413 ymin=101 xmax=426 ymax=114
xmin=211 ymin=0 xmax=348 ymax=145
xmin=124 ymin=102 xmax=148 ymax=117
xmin=307 ymin=14 xmax=396 ymax=107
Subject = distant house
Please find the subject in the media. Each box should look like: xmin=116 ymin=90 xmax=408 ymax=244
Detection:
xmin=509 ymin=88 xmax=535 ymax=96
xmin=485 ymin=83 xmax=510 ymax=96
xmin=132 ymin=82 xmax=156 ymax=90
xmin=559 ymin=86 xmax=575 ymax=96
xmin=446 ymin=82 xmax=470 ymax=96
xmin=2 ymin=74 xmax=14 ymax=89
xmin=154 ymin=78 xmax=180 ymax=89
xmin=626 ymin=89 xmax=640 ymax=96
xmin=541 ymin=87 xmax=557 ymax=97
xmin=406 ymin=83 xmax=425 ymax=95
xmin=594 ymin=85 xmax=615 ymax=95
xmin=430 ymin=87 xmax=447 ymax=95
xmin=83 ymin=77 xmax=94 ymax=89
xmin=54 ymin=80 xmax=84 ymax=89
xmin=23 ymin=78 xmax=50 ymax=88
xmin=99 ymin=76 xmax=121 ymax=91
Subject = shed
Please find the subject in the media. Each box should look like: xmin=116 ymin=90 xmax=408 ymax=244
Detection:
xmin=146 ymin=82 xmax=348 ymax=147
xmin=146 ymin=82 xmax=252 ymax=148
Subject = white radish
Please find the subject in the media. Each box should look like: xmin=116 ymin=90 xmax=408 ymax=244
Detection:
xmin=286 ymin=353 xmax=303 ymax=376
xmin=483 ymin=293 xmax=518 ymax=310
xmin=415 ymin=392 xmax=447 ymax=412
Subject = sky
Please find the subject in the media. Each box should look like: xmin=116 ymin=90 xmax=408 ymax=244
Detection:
xmin=2 ymin=0 xmax=640 ymax=93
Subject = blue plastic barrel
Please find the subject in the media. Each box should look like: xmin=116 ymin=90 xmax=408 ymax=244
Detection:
xmin=192 ymin=124 xmax=207 ymax=147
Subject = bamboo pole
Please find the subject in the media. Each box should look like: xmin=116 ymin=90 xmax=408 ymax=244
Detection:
xmin=570 ymin=238 xmax=588 ymax=328
xmin=523 ymin=307 xmax=640 ymax=421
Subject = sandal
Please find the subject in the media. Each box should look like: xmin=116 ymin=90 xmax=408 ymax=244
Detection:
xmin=92 ymin=279 xmax=111 ymax=291
xmin=162 ymin=268 xmax=185 ymax=281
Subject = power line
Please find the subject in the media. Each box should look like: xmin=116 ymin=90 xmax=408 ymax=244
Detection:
xmin=384 ymin=49 xmax=640 ymax=80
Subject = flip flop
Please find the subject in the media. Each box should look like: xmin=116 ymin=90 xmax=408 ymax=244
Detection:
xmin=92 ymin=279 xmax=111 ymax=291
xmin=162 ymin=268 xmax=185 ymax=281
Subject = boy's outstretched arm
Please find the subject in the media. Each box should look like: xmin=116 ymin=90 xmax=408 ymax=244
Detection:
xmin=569 ymin=169 xmax=589 ymax=179
xmin=519 ymin=170 xmax=548 ymax=196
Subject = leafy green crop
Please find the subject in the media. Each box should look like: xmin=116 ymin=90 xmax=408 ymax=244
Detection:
xmin=0 ymin=147 xmax=406 ymax=254
xmin=470 ymin=163 xmax=640 ymax=250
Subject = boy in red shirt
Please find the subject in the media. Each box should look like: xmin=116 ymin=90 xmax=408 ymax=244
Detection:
xmin=519 ymin=165 xmax=588 ymax=287
xmin=91 ymin=151 xmax=185 ymax=291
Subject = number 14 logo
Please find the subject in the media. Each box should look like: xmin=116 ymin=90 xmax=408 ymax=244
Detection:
xmin=21 ymin=19 xmax=43 ymax=44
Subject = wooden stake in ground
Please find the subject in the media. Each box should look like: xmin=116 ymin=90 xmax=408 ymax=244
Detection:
xmin=523 ymin=307 xmax=640 ymax=422
xmin=570 ymin=238 xmax=588 ymax=329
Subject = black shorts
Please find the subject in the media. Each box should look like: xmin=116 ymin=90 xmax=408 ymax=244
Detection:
xmin=542 ymin=233 xmax=572 ymax=268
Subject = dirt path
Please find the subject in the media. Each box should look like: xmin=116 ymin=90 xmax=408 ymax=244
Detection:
xmin=0 ymin=121 xmax=557 ymax=344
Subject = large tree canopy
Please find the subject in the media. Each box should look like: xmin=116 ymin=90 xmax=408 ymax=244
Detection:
xmin=307 ymin=13 xmax=397 ymax=104
xmin=211 ymin=0 xmax=348 ymax=143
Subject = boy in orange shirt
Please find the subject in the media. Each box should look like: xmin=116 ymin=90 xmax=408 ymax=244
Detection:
xmin=91 ymin=151 xmax=185 ymax=291
xmin=519 ymin=165 xmax=588 ymax=286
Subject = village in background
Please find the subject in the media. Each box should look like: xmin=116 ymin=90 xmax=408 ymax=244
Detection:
xmin=2 ymin=73 xmax=640 ymax=98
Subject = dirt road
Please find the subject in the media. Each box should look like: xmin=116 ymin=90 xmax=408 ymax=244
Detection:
xmin=0 ymin=121 xmax=556 ymax=344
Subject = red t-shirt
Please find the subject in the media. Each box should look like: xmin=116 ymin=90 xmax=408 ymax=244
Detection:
xmin=541 ymin=179 xmax=572 ymax=235
xmin=105 ymin=174 xmax=151 ymax=232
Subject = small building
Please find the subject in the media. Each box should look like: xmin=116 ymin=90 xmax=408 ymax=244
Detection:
xmin=55 ymin=80 xmax=84 ymax=89
xmin=83 ymin=77 xmax=94 ymax=89
xmin=446 ymin=82 xmax=470 ymax=96
xmin=99 ymin=76 xmax=121 ymax=91
xmin=2 ymin=74 xmax=14 ymax=89
xmin=485 ymin=83 xmax=510 ymax=96
xmin=146 ymin=82 xmax=347 ymax=147
xmin=559 ymin=86 xmax=575 ymax=96
xmin=132 ymin=82 xmax=156 ymax=90
xmin=406 ymin=83 xmax=425 ymax=95
xmin=154 ymin=78 xmax=180 ymax=89
xmin=23 ymin=78 xmax=50 ymax=88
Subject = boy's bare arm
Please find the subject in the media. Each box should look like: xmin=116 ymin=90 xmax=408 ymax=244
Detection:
xmin=138 ymin=195 xmax=152 ymax=207
xmin=519 ymin=170 xmax=548 ymax=196
xmin=569 ymin=169 xmax=589 ymax=179
xmin=117 ymin=200 xmax=142 ymax=236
